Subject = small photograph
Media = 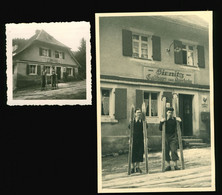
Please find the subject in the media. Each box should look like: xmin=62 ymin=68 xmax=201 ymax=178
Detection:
xmin=96 ymin=11 xmax=214 ymax=192
xmin=6 ymin=22 xmax=91 ymax=105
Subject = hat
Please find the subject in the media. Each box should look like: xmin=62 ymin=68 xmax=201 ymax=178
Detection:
xmin=166 ymin=107 xmax=174 ymax=112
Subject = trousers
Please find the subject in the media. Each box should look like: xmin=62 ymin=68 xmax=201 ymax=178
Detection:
xmin=165 ymin=134 xmax=179 ymax=162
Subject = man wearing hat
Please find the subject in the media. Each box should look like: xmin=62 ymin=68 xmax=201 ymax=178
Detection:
xmin=159 ymin=107 xmax=182 ymax=171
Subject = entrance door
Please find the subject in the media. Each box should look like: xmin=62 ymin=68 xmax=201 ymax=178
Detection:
xmin=56 ymin=67 xmax=61 ymax=80
xmin=179 ymin=94 xmax=193 ymax=136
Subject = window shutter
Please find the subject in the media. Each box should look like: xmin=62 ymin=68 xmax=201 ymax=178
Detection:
xmin=115 ymin=88 xmax=127 ymax=120
xmin=152 ymin=35 xmax=161 ymax=61
xmin=136 ymin=89 xmax=143 ymax=110
xmin=122 ymin=29 xmax=132 ymax=57
xmin=26 ymin=64 xmax=30 ymax=75
xmin=48 ymin=49 xmax=51 ymax=57
xmin=37 ymin=65 xmax=41 ymax=75
xmin=62 ymin=52 xmax=65 ymax=59
xmin=39 ymin=48 xmax=42 ymax=56
xmin=174 ymin=40 xmax=183 ymax=64
xmin=197 ymin=45 xmax=205 ymax=68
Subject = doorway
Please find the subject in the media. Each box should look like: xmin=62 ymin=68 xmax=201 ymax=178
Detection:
xmin=56 ymin=67 xmax=61 ymax=80
xmin=179 ymin=94 xmax=193 ymax=136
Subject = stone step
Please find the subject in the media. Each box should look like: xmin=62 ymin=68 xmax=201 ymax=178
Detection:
xmin=182 ymin=136 xmax=196 ymax=139
xmin=183 ymin=138 xmax=203 ymax=143
xmin=188 ymin=142 xmax=210 ymax=148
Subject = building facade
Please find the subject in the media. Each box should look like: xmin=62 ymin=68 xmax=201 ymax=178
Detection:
xmin=99 ymin=16 xmax=210 ymax=154
xmin=13 ymin=30 xmax=80 ymax=90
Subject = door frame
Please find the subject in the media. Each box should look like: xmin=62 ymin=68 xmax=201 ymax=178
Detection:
xmin=175 ymin=90 xmax=199 ymax=137
xmin=55 ymin=66 xmax=62 ymax=80
xmin=179 ymin=94 xmax=194 ymax=136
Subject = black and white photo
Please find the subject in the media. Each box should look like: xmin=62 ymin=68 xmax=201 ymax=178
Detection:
xmin=96 ymin=11 xmax=214 ymax=192
xmin=6 ymin=22 xmax=91 ymax=105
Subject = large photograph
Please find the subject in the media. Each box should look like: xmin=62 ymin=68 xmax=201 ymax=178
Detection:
xmin=6 ymin=22 xmax=91 ymax=105
xmin=96 ymin=11 xmax=214 ymax=192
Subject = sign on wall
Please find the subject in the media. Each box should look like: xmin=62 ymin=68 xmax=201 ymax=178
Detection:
xmin=41 ymin=57 xmax=60 ymax=63
xmin=201 ymin=95 xmax=208 ymax=108
xmin=144 ymin=67 xmax=194 ymax=84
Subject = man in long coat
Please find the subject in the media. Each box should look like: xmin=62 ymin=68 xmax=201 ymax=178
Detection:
xmin=129 ymin=108 xmax=147 ymax=174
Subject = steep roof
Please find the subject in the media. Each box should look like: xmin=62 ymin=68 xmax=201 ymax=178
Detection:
xmin=13 ymin=29 xmax=71 ymax=56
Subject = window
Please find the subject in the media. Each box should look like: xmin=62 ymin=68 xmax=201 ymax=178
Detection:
xmin=101 ymin=87 xmax=127 ymax=123
xmin=67 ymin=68 xmax=72 ymax=76
xmin=29 ymin=65 xmax=37 ymax=75
xmin=101 ymin=89 xmax=110 ymax=116
xmin=45 ymin=66 xmax=51 ymax=74
xmin=132 ymin=34 xmax=149 ymax=59
xmin=42 ymin=49 xmax=48 ymax=56
xmin=144 ymin=92 xmax=158 ymax=116
xmin=55 ymin=51 xmax=65 ymax=59
xmin=39 ymin=47 xmax=51 ymax=57
xmin=182 ymin=44 xmax=194 ymax=66
xmin=40 ymin=48 xmax=51 ymax=57
xmin=122 ymin=29 xmax=161 ymax=61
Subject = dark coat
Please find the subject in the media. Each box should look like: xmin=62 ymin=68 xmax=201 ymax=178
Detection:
xmin=130 ymin=119 xmax=144 ymax=163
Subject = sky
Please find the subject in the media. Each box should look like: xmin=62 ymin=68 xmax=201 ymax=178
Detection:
xmin=6 ymin=22 xmax=90 ymax=52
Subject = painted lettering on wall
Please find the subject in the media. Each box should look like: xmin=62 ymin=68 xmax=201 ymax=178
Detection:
xmin=144 ymin=67 xmax=194 ymax=84
xmin=41 ymin=57 xmax=61 ymax=63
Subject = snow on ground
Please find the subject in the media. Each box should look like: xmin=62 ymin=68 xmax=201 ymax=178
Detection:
xmin=100 ymin=147 xmax=214 ymax=192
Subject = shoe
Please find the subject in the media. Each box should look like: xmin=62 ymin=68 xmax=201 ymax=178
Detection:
xmin=131 ymin=168 xmax=135 ymax=174
xmin=165 ymin=166 xmax=171 ymax=171
xmin=136 ymin=168 xmax=142 ymax=173
xmin=174 ymin=166 xmax=180 ymax=170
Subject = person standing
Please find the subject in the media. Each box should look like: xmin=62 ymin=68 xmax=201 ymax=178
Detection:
xmin=51 ymin=70 xmax=57 ymax=90
xmin=159 ymin=107 xmax=182 ymax=171
xmin=41 ymin=68 xmax=47 ymax=90
xmin=129 ymin=108 xmax=147 ymax=174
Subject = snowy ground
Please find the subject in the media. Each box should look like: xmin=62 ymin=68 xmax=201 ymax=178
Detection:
xmin=13 ymin=80 xmax=86 ymax=100
xmin=100 ymin=147 xmax=215 ymax=192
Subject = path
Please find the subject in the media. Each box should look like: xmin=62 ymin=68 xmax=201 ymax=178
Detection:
xmin=13 ymin=80 xmax=86 ymax=100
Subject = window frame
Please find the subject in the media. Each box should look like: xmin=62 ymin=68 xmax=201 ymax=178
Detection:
xmin=42 ymin=48 xmax=50 ymax=57
xmin=66 ymin=67 xmax=73 ymax=76
xmin=45 ymin=65 xmax=51 ymax=75
xmin=55 ymin=50 xmax=64 ymax=59
xmin=100 ymin=88 xmax=117 ymax=123
xmin=29 ymin=64 xmax=37 ymax=75
xmin=132 ymin=33 xmax=151 ymax=60
xmin=181 ymin=43 xmax=197 ymax=67
xmin=143 ymin=91 xmax=159 ymax=118
xmin=101 ymin=88 xmax=111 ymax=117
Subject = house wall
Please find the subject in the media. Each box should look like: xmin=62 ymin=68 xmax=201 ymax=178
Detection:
xmin=13 ymin=63 xmax=18 ymax=90
xmin=14 ymin=43 xmax=78 ymax=67
xmin=99 ymin=16 xmax=210 ymax=154
xmin=99 ymin=16 xmax=209 ymax=86
xmin=13 ymin=42 xmax=79 ymax=88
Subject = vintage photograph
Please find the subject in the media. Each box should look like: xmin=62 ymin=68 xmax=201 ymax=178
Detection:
xmin=96 ymin=11 xmax=214 ymax=192
xmin=6 ymin=22 xmax=91 ymax=105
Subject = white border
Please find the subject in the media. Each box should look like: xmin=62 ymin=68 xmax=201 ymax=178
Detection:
xmin=96 ymin=11 xmax=215 ymax=193
xmin=6 ymin=22 xmax=92 ymax=106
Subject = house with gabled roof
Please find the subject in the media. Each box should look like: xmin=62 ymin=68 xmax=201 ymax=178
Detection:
xmin=13 ymin=29 xmax=80 ymax=90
